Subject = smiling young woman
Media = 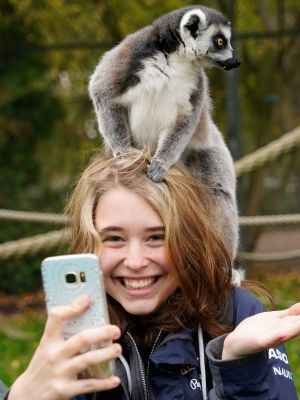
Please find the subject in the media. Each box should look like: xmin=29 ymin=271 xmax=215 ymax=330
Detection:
xmin=3 ymin=148 xmax=299 ymax=400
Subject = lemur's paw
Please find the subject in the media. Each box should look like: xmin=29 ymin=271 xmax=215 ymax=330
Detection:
xmin=147 ymin=160 xmax=167 ymax=182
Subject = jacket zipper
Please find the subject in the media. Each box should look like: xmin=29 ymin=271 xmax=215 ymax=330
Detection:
xmin=126 ymin=330 xmax=148 ymax=400
xmin=146 ymin=330 xmax=163 ymax=399
xmin=91 ymin=375 xmax=130 ymax=400
xmin=124 ymin=331 xmax=194 ymax=399
xmin=120 ymin=381 xmax=130 ymax=400
xmin=146 ymin=332 xmax=197 ymax=399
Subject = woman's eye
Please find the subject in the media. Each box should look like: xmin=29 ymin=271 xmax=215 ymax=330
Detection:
xmin=103 ymin=236 xmax=122 ymax=242
xmin=149 ymin=234 xmax=165 ymax=242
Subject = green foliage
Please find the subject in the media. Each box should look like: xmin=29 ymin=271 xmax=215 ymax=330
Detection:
xmin=0 ymin=311 xmax=46 ymax=386
xmin=286 ymin=339 xmax=300 ymax=395
xmin=0 ymin=221 xmax=69 ymax=294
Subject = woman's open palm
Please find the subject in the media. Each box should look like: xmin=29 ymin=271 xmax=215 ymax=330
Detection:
xmin=222 ymin=302 xmax=300 ymax=360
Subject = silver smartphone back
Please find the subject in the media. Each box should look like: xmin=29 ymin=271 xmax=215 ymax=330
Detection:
xmin=41 ymin=253 xmax=114 ymax=377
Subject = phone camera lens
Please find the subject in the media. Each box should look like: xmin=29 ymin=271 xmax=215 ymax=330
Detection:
xmin=65 ymin=272 xmax=77 ymax=284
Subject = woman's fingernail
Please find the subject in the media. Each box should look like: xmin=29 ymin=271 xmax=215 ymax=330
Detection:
xmin=112 ymin=327 xmax=121 ymax=339
xmin=112 ymin=376 xmax=120 ymax=386
xmin=76 ymin=295 xmax=90 ymax=307
xmin=113 ymin=343 xmax=122 ymax=354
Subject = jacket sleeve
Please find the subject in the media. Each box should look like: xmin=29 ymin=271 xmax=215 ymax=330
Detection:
xmin=0 ymin=381 xmax=9 ymax=400
xmin=205 ymin=288 xmax=299 ymax=400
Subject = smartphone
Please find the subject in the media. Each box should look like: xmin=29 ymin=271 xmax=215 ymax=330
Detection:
xmin=41 ymin=253 xmax=114 ymax=378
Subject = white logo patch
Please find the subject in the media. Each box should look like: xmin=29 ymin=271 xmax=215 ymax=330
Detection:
xmin=190 ymin=378 xmax=202 ymax=390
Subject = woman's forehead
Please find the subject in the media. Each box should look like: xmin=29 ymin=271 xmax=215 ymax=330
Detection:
xmin=94 ymin=186 xmax=164 ymax=229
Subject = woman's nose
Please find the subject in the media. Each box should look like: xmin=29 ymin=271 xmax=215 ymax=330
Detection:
xmin=123 ymin=242 xmax=149 ymax=270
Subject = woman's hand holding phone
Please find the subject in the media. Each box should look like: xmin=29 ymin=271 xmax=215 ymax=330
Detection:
xmin=8 ymin=295 xmax=122 ymax=400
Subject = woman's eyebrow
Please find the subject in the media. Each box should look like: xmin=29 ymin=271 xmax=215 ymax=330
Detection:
xmin=97 ymin=226 xmax=122 ymax=234
xmin=98 ymin=226 xmax=165 ymax=233
xmin=145 ymin=226 xmax=165 ymax=232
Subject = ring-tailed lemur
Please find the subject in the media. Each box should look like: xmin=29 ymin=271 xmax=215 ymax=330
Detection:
xmin=88 ymin=6 xmax=241 ymax=268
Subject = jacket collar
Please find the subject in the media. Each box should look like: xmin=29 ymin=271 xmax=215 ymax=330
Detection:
xmin=150 ymin=327 xmax=199 ymax=367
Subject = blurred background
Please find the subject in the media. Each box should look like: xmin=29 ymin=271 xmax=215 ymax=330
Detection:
xmin=0 ymin=0 xmax=299 ymax=392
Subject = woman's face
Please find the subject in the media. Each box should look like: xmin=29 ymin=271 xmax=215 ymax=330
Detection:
xmin=94 ymin=186 xmax=178 ymax=315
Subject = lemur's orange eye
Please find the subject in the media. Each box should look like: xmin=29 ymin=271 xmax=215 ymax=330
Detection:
xmin=217 ymin=38 xmax=224 ymax=47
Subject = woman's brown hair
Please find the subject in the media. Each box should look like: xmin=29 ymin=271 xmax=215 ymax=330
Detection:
xmin=66 ymin=148 xmax=265 ymax=344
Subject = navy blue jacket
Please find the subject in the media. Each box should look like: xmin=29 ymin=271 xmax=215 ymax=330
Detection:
xmin=72 ymin=288 xmax=298 ymax=399
xmin=0 ymin=288 xmax=298 ymax=400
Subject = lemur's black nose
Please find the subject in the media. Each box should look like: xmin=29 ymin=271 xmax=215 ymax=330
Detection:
xmin=219 ymin=56 xmax=241 ymax=71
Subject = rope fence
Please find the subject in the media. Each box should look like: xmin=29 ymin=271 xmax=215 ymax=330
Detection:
xmin=0 ymin=230 xmax=69 ymax=261
xmin=238 ymin=214 xmax=300 ymax=226
xmin=238 ymin=249 xmax=300 ymax=262
xmin=235 ymin=126 xmax=300 ymax=177
xmin=0 ymin=127 xmax=299 ymax=262
xmin=0 ymin=209 xmax=68 ymax=224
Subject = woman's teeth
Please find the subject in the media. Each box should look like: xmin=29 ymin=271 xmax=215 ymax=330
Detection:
xmin=122 ymin=277 xmax=156 ymax=289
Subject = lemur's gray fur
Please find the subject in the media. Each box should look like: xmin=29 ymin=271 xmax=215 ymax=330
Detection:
xmin=89 ymin=6 xmax=241 ymax=266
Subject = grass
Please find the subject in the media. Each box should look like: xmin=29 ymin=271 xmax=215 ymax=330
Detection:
xmin=0 ymin=310 xmax=45 ymax=386
xmin=0 ymin=267 xmax=299 ymax=395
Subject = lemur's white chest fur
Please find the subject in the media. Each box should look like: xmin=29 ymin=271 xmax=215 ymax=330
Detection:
xmin=116 ymin=52 xmax=201 ymax=151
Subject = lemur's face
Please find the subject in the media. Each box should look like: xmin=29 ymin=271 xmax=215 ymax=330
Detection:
xmin=179 ymin=8 xmax=240 ymax=70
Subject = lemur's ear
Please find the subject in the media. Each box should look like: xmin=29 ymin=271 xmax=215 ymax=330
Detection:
xmin=184 ymin=14 xmax=201 ymax=38
xmin=181 ymin=10 xmax=207 ymax=40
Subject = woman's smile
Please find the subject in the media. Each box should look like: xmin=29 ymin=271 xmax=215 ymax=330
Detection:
xmin=121 ymin=276 xmax=157 ymax=290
